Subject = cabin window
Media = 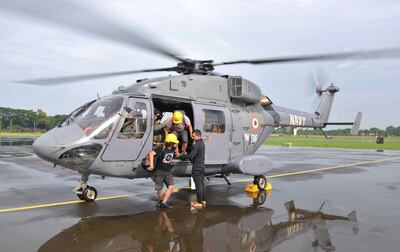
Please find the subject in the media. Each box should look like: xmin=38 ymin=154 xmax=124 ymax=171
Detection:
xmin=203 ymin=109 xmax=225 ymax=133
xmin=118 ymin=102 xmax=148 ymax=139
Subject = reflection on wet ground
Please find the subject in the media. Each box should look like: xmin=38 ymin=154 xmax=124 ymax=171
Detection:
xmin=0 ymin=137 xmax=34 ymax=158
xmin=1 ymin=139 xmax=400 ymax=251
xmin=38 ymin=201 xmax=357 ymax=252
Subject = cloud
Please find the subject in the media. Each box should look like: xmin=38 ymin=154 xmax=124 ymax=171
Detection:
xmin=0 ymin=0 xmax=399 ymax=128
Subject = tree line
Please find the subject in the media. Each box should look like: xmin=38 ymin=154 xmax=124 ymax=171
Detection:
xmin=0 ymin=107 xmax=68 ymax=132
xmin=1 ymin=106 xmax=399 ymax=136
xmin=273 ymin=126 xmax=400 ymax=137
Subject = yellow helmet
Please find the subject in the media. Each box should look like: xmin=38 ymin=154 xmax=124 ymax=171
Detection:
xmin=165 ymin=133 xmax=179 ymax=144
xmin=172 ymin=111 xmax=183 ymax=124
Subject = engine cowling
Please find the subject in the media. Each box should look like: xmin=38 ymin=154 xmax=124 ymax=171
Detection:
xmin=228 ymin=76 xmax=263 ymax=104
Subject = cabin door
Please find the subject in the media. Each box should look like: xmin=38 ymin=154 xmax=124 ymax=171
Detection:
xmin=192 ymin=102 xmax=231 ymax=165
xmin=102 ymin=97 xmax=153 ymax=161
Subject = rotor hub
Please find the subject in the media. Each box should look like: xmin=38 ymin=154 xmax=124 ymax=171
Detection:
xmin=326 ymin=84 xmax=340 ymax=93
xmin=176 ymin=59 xmax=214 ymax=74
xmin=317 ymin=83 xmax=340 ymax=96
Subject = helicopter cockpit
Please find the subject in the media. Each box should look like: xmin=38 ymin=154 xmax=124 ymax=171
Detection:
xmin=33 ymin=94 xmax=154 ymax=174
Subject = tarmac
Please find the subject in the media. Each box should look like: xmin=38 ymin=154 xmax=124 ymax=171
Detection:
xmin=1 ymin=137 xmax=400 ymax=251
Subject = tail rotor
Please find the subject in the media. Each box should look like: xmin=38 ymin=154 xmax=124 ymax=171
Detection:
xmin=305 ymin=68 xmax=330 ymax=110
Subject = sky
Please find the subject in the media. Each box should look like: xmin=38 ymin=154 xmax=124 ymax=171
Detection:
xmin=0 ymin=0 xmax=399 ymax=129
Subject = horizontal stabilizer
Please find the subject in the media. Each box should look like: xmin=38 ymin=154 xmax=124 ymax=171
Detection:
xmin=324 ymin=112 xmax=362 ymax=135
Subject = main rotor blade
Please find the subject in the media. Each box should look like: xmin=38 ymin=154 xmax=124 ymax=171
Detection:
xmin=0 ymin=0 xmax=185 ymax=62
xmin=213 ymin=47 xmax=400 ymax=66
xmin=17 ymin=67 xmax=178 ymax=85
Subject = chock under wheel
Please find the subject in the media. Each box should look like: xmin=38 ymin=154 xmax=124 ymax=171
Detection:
xmin=245 ymin=182 xmax=273 ymax=193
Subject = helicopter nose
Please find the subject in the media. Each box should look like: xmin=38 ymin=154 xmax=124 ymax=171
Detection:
xmin=32 ymin=131 xmax=58 ymax=163
xmin=33 ymin=124 xmax=90 ymax=163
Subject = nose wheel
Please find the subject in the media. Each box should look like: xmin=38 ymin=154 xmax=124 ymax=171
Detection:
xmin=75 ymin=186 xmax=97 ymax=201
xmin=74 ymin=173 xmax=98 ymax=201
xmin=82 ymin=186 xmax=98 ymax=201
xmin=75 ymin=186 xmax=98 ymax=201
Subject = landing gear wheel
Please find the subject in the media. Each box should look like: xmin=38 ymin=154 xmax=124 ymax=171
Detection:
xmin=253 ymin=175 xmax=267 ymax=191
xmin=82 ymin=186 xmax=98 ymax=201
xmin=253 ymin=191 xmax=267 ymax=206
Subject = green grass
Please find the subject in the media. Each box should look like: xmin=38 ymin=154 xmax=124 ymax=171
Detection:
xmin=269 ymin=134 xmax=400 ymax=141
xmin=0 ymin=132 xmax=42 ymax=137
xmin=264 ymin=139 xmax=400 ymax=150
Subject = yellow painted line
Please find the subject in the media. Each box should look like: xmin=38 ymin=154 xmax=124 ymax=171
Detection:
xmin=0 ymin=156 xmax=399 ymax=214
xmin=0 ymin=200 xmax=84 ymax=213
xmin=96 ymin=194 xmax=137 ymax=201
xmin=234 ymin=156 xmax=400 ymax=182
xmin=0 ymin=193 xmax=147 ymax=213
xmin=266 ymin=156 xmax=400 ymax=179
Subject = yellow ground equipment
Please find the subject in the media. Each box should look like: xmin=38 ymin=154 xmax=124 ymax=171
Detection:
xmin=245 ymin=182 xmax=272 ymax=193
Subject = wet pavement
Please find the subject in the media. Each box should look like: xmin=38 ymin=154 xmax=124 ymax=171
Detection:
xmin=0 ymin=138 xmax=400 ymax=251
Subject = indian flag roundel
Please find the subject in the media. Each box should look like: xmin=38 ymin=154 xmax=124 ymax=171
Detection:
xmin=251 ymin=116 xmax=259 ymax=130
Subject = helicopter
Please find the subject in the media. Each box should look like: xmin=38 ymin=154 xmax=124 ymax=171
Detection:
xmin=38 ymin=200 xmax=358 ymax=252
xmin=2 ymin=1 xmax=400 ymax=201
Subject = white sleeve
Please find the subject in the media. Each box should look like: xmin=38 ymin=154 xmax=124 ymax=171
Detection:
xmin=184 ymin=115 xmax=191 ymax=126
xmin=165 ymin=117 xmax=172 ymax=128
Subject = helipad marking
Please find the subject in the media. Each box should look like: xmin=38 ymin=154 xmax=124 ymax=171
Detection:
xmin=0 ymin=156 xmax=399 ymax=214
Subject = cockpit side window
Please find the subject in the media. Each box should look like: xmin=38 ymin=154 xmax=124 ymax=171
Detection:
xmin=118 ymin=102 xmax=148 ymax=139
xmin=60 ymin=100 xmax=96 ymax=127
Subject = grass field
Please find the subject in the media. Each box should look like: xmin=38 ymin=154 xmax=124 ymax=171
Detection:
xmin=269 ymin=134 xmax=400 ymax=141
xmin=265 ymin=136 xmax=400 ymax=150
xmin=0 ymin=132 xmax=42 ymax=137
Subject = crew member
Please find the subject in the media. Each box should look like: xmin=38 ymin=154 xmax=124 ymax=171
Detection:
xmin=147 ymin=133 xmax=180 ymax=209
xmin=181 ymin=129 xmax=206 ymax=209
xmin=154 ymin=108 xmax=162 ymax=124
xmin=165 ymin=111 xmax=193 ymax=154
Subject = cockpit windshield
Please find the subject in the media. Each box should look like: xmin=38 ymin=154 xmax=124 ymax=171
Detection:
xmin=73 ymin=96 xmax=124 ymax=139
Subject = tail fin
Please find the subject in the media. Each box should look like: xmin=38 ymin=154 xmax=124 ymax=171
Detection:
xmin=347 ymin=210 xmax=359 ymax=235
xmin=315 ymin=85 xmax=340 ymax=123
xmin=351 ymin=112 xmax=362 ymax=135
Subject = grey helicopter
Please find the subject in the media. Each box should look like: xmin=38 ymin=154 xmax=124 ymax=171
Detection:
xmin=2 ymin=1 xmax=400 ymax=201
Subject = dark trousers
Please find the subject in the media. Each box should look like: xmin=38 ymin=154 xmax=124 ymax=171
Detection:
xmin=192 ymin=171 xmax=205 ymax=203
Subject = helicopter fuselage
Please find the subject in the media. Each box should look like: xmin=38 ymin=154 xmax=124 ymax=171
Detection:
xmin=32 ymin=74 xmax=339 ymax=180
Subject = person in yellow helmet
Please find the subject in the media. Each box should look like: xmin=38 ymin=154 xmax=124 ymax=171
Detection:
xmin=164 ymin=111 xmax=193 ymax=154
xmin=147 ymin=133 xmax=179 ymax=209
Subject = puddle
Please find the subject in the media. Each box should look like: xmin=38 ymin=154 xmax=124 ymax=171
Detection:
xmin=37 ymin=202 xmax=357 ymax=252
xmin=0 ymin=137 xmax=34 ymax=158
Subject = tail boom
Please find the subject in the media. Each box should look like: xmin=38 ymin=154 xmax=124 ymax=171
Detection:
xmin=270 ymin=85 xmax=339 ymax=129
